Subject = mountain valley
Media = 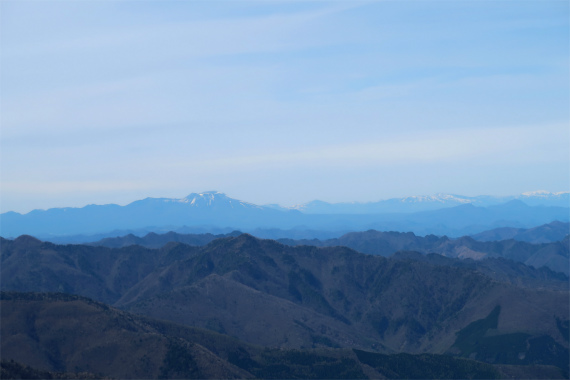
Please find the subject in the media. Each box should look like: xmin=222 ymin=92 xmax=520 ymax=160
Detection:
xmin=1 ymin=232 xmax=568 ymax=378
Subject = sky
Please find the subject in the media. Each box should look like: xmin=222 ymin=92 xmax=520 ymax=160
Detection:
xmin=1 ymin=0 xmax=569 ymax=213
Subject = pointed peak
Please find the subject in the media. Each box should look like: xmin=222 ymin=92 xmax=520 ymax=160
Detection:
xmin=234 ymin=233 xmax=258 ymax=242
xmin=14 ymin=235 xmax=42 ymax=245
xmin=228 ymin=233 xmax=263 ymax=249
xmin=183 ymin=191 xmax=225 ymax=199
xmin=174 ymin=191 xmax=230 ymax=205
xmin=399 ymin=193 xmax=474 ymax=204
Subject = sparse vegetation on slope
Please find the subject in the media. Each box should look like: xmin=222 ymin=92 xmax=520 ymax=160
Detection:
xmin=3 ymin=292 xmax=567 ymax=379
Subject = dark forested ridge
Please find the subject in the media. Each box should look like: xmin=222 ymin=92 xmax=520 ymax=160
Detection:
xmin=1 ymin=233 xmax=568 ymax=378
xmin=0 ymin=292 xmax=253 ymax=379
xmin=88 ymin=230 xmax=243 ymax=249
xmin=1 ymin=292 xmax=567 ymax=379
xmin=82 ymin=224 xmax=570 ymax=275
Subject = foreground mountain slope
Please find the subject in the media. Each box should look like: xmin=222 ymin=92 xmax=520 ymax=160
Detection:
xmin=0 ymin=292 xmax=251 ymax=379
xmin=118 ymin=235 xmax=569 ymax=355
xmin=2 ymin=234 xmax=567 ymax=365
xmin=1 ymin=359 xmax=103 ymax=379
xmin=3 ymin=292 xmax=567 ymax=379
xmin=2 ymin=233 xmax=568 ymax=374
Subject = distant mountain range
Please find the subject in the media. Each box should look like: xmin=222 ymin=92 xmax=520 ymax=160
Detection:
xmin=1 ymin=191 xmax=568 ymax=239
xmin=268 ymin=190 xmax=570 ymax=214
xmin=2 ymin=192 xmax=568 ymax=379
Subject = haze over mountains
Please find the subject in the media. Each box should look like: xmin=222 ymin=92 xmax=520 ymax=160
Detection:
xmin=269 ymin=190 xmax=570 ymax=213
xmin=1 ymin=191 xmax=568 ymax=240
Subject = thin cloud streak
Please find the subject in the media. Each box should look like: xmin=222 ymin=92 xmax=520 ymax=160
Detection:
xmin=1 ymin=180 xmax=152 ymax=195
xmin=163 ymin=123 xmax=568 ymax=171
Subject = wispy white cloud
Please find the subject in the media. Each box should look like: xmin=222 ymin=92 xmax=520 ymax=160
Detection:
xmin=1 ymin=180 xmax=152 ymax=195
xmin=163 ymin=123 xmax=568 ymax=171
xmin=2 ymin=2 xmax=358 ymax=58
xmin=1 ymin=2 xmax=363 ymax=136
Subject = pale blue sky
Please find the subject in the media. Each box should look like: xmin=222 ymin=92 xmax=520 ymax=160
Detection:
xmin=1 ymin=1 xmax=569 ymax=213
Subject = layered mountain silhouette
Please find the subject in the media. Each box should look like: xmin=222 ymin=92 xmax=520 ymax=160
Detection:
xmin=0 ymin=192 xmax=299 ymax=238
xmin=90 ymin=230 xmax=243 ymax=249
xmin=1 ymin=191 xmax=568 ymax=239
xmin=85 ymin=225 xmax=570 ymax=275
xmin=1 ymin=234 xmax=568 ymax=375
xmin=2 ymin=190 xmax=569 ymax=378
xmin=278 ymin=229 xmax=570 ymax=275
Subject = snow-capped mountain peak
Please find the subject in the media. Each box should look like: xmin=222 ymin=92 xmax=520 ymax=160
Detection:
xmin=398 ymin=193 xmax=475 ymax=205
xmin=521 ymin=190 xmax=569 ymax=197
xmin=179 ymin=191 xmax=226 ymax=206
xmin=167 ymin=191 xmax=263 ymax=209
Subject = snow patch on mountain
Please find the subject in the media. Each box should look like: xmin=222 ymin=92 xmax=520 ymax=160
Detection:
xmin=399 ymin=193 xmax=474 ymax=204
xmin=174 ymin=191 xmax=265 ymax=209
xmin=268 ymin=190 xmax=569 ymax=214
xmin=521 ymin=190 xmax=569 ymax=198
